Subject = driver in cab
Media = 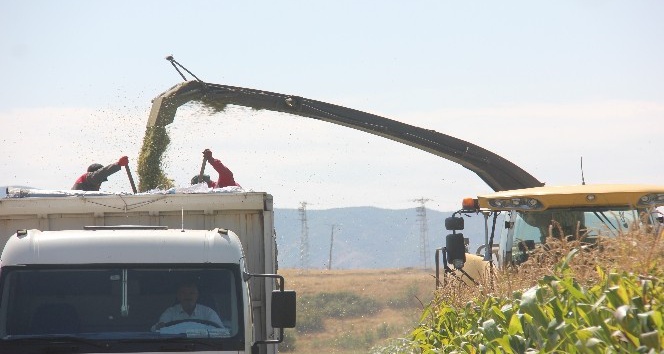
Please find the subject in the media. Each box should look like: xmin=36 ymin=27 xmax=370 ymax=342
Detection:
xmin=152 ymin=281 xmax=225 ymax=331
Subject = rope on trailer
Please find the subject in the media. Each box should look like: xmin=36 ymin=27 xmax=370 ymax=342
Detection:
xmin=84 ymin=195 xmax=168 ymax=211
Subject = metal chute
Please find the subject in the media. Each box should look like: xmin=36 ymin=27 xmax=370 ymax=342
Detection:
xmin=139 ymin=78 xmax=543 ymax=192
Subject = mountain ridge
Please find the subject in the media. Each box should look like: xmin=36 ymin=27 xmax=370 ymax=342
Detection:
xmin=274 ymin=206 xmax=490 ymax=269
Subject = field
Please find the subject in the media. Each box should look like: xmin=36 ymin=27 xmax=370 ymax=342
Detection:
xmin=278 ymin=268 xmax=436 ymax=354
xmin=277 ymin=227 xmax=664 ymax=353
xmin=410 ymin=229 xmax=664 ymax=352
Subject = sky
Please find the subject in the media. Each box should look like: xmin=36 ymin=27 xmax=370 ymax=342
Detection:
xmin=1 ymin=1 xmax=663 ymax=211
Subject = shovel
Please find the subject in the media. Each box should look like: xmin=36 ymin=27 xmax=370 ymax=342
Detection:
xmin=125 ymin=165 xmax=138 ymax=194
xmin=198 ymin=156 xmax=207 ymax=185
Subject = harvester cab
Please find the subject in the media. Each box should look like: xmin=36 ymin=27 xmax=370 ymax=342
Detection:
xmin=437 ymin=184 xmax=664 ymax=288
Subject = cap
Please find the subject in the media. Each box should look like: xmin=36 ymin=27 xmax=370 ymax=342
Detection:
xmin=87 ymin=163 xmax=108 ymax=181
xmin=87 ymin=163 xmax=103 ymax=173
xmin=191 ymin=174 xmax=211 ymax=185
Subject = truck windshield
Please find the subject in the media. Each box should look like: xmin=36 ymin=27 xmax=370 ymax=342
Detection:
xmin=510 ymin=207 xmax=648 ymax=263
xmin=0 ymin=265 xmax=244 ymax=349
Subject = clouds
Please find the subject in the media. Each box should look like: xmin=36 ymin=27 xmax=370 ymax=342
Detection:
xmin=1 ymin=2 xmax=663 ymax=211
xmin=3 ymin=96 xmax=661 ymax=211
xmin=0 ymin=105 xmax=144 ymax=189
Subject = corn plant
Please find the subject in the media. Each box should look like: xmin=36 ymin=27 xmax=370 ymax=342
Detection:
xmin=409 ymin=248 xmax=663 ymax=353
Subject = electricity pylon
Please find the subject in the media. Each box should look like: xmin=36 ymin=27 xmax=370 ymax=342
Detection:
xmin=413 ymin=197 xmax=432 ymax=269
xmin=298 ymin=201 xmax=310 ymax=270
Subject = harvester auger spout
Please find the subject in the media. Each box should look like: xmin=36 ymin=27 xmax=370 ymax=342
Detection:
xmin=139 ymin=79 xmax=544 ymax=192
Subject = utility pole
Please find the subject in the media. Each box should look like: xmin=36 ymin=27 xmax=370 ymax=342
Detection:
xmin=298 ymin=201 xmax=310 ymax=270
xmin=327 ymin=224 xmax=336 ymax=270
xmin=413 ymin=197 xmax=432 ymax=269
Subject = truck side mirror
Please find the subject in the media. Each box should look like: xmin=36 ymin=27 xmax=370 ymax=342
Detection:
xmin=445 ymin=233 xmax=466 ymax=269
xmin=271 ymin=290 xmax=296 ymax=328
xmin=445 ymin=216 xmax=464 ymax=231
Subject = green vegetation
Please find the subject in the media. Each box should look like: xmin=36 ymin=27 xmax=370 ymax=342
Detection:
xmin=386 ymin=283 xmax=425 ymax=310
xmin=137 ymin=125 xmax=174 ymax=191
xmin=332 ymin=327 xmax=391 ymax=350
xmin=280 ymin=292 xmax=383 ymax=352
xmin=409 ymin=254 xmax=663 ymax=353
xmin=135 ymin=100 xmax=230 ymax=192
xmin=279 ymin=276 xmax=432 ymax=354
xmin=280 ymin=227 xmax=663 ymax=353
xmin=297 ymin=292 xmax=381 ymax=334
xmin=372 ymin=228 xmax=664 ymax=353
xmin=279 ymin=328 xmax=297 ymax=352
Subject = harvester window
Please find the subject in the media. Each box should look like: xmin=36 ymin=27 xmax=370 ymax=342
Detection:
xmin=511 ymin=207 xmax=646 ymax=264
xmin=521 ymin=210 xmax=586 ymax=243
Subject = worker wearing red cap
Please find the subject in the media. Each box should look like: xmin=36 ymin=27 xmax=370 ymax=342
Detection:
xmin=191 ymin=149 xmax=240 ymax=188
xmin=72 ymin=156 xmax=129 ymax=191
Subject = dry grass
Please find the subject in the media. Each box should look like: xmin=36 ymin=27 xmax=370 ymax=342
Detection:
xmin=280 ymin=268 xmax=433 ymax=303
xmin=274 ymin=221 xmax=664 ymax=353
xmin=278 ymin=268 xmax=435 ymax=354
xmin=436 ymin=223 xmax=664 ymax=309
xmin=276 ymin=225 xmax=664 ymax=353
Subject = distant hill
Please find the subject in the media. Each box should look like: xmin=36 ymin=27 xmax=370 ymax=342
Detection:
xmin=274 ymin=207 xmax=491 ymax=269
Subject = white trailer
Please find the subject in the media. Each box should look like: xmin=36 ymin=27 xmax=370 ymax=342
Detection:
xmin=0 ymin=190 xmax=295 ymax=354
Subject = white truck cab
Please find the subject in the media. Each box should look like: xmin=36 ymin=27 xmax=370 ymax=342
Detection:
xmin=0 ymin=191 xmax=295 ymax=354
xmin=0 ymin=226 xmax=295 ymax=353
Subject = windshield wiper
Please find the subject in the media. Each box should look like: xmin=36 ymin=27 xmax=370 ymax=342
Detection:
xmin=593 ymin=211 xmax=619 ymax=237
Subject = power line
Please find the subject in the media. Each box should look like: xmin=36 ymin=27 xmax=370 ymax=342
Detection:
xmin=327 ymin=224 xmax=338 ymax=270
xmin=298 ymin=201 xmax=310 ymax=270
